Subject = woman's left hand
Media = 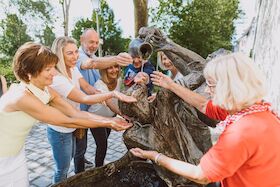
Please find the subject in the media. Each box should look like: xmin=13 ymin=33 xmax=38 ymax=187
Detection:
xmin=130 ymin=148 xmax=158 ymax=160
xmin=112 ymin=91 xmax=137 ymax=103
xmin=134 ymin=72 xmax=149 ymax=84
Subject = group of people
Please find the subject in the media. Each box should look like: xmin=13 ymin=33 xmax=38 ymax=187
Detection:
xmin=0 ymin=26 xmax=280 ymax=187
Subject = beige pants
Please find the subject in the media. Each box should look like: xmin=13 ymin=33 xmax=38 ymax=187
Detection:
xmin=0 ymin=149 xmax=29 ymax=187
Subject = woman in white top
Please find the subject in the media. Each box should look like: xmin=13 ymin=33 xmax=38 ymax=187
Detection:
xmin=47 ymin=37 xmax=136 ymax=183
xmin=0 ymin=42 xmax=131 ymax=187
xmin=88 ymin=64 xmax=123 ymax=167
xmin=158 ymin=52 xmax=183 ymax=81
xmin=148 ymin=52 xmax=184 ymax=102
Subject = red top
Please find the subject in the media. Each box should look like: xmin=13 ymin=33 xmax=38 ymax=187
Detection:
xmin=200 ymin=110 xmax=280 ymax=187
xmin=205 ymin=100 xmax=228 ymax=120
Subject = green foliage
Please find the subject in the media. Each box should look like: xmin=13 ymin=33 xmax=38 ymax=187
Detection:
xmin=36 ymin=25 xmax=56 ymax=47
xmin=10 ymin=0 xmax=54 ymax=24
xmin=151 ymin=0 xmax=240 ymax=58
xmin=3 ymin=0 xmax=56 ymax=42
xmin=0 ymin=58 xmax=16 ymax=84
xmin=0 ymin=14 xmax=32 ymax=58
xmin=72 ymin=0 xmax=130 ymax=55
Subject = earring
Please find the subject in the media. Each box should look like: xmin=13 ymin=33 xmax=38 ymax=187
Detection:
xmin=28 ymin=74 xmax=32 ymax=81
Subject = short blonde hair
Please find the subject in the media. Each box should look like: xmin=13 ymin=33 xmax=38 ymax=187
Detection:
xmin=51 ymin=37 xmax=77 ymax=79
xmin=203 ymin=52 xmax=266 ymax=112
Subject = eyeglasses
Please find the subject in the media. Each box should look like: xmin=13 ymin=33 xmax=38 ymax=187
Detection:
xmin=206 ymin=80 xmax=216 ymax=89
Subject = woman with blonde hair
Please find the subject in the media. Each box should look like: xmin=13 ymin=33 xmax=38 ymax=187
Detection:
xmin=0 ymin=42 xmax=132 ymax=187
xmin=46 ymin=36 xmax=135 ymax=183
xmin=87 ymin=64 xmax=123 ymax=168
xmin=158 ymin=51 xmax=183 ymax=81
xmin=131 ymin=52 xmax=280 ymax=187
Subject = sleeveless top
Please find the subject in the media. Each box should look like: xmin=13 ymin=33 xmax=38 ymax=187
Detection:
xmin=0 ymin=83 xmax=51 ymax=157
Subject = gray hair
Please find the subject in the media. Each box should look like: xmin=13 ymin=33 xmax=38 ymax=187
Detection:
xmin=204 ymin=52 xmax=266 ymax=111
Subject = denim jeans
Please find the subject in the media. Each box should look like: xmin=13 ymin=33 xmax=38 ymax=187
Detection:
xmin=74 ymin=128 xmax=111 ymax=173
xmin=47 ymin=127 xmax=76 ymax=184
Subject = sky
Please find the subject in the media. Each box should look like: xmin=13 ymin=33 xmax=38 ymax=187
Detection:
xmin=55 ymin=0 xmax=257 ymax=40
xmin=0 ymin=0 xmax=256 ymax=40
xmin=52 ymin=0 xmax=136 ymax=38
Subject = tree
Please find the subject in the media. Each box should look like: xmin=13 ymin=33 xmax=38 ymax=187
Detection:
xmin=133 ymin=0 xmax=148 ymax=37
xmin=253 ymin=0 xmax=280 ymax=113
xmin=59 ymin=0 xmax=72 ymax=36
xmin=72 ymin=0 xmax=129 ymax=55
xmin=36 ymin=25 xmax=56 ymax=47
xmin=0 ymin=14 xmax=32 ymax=58
xmin=151 ymin=0 xmax=240 ymax=58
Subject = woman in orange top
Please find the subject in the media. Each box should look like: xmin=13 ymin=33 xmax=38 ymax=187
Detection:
xmin=131 ymin=52 xmax=280 ymax=187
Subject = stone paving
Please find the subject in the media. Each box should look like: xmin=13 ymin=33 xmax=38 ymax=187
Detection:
xmin=25 ymin=123 xmax=128 ymax=187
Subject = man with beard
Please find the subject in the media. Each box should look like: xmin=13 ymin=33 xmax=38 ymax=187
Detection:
xmin=74 ymin=28 xmax=132 ymax=173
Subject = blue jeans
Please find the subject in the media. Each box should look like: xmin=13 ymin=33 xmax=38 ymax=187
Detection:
xmin=47 ymin=127 xmax=76 ymax=184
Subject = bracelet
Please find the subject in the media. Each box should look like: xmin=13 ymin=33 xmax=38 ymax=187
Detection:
xmin=154 ymin=153 xmax=163 ymax=165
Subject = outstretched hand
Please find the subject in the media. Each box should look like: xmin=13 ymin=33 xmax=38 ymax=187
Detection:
xmin=130 ymin=148 xmax=158 ymax=160
xmin=151 ymin=71 xmax=174 ymax=90
xmin=110 ymin=117 xmax=133 ymax=131
xmin=112 ymin=91 xmax=137 ymax=103
xmin=115 ymin=52 xmax=133 ymax=66
xmin=134 ymin=72 xmax=149 ymax=84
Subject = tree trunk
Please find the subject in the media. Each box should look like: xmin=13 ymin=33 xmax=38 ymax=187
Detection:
xmin=60 ymin=0 xmax=71 ymax=36
xmin=133 ymin=0 xmax=148 ymax=37
xmin=252 ymin=0 xmax=280 ymax=113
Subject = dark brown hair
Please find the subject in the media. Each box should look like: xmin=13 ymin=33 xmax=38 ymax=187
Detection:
xmin=13 ymin=42 xmax=59 ymax=82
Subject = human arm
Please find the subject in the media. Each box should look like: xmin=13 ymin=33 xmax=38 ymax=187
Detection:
xmin=80 ymin=52 xmax=133 ymax=70
xmin=79 ymin=77 xmax=100 ymax=94
xmin=130 ymin=148 xmax=210 ymax=184
xmin=151 ymin=71 xmax=208 ymax=113
xmin=15 ymin=88 xmax=131 ymax=131
xmin=52 ymin=74 xmax=136 ymax=106
xmin=105 ymin=99 xmax=122 ymax=115
xmin=67 ymin=85 xmax=136 ymax=105
xmin=1 ymin=75 xmax=8 ymax=94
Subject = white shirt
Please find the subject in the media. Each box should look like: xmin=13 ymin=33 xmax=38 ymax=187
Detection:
xmin=173 ymin=71 xmax=184 ymax=81
xmin=48 ymin=67 xmax=82 ymax=133
xmin=88 ymin=78 xmax=121 ymax=117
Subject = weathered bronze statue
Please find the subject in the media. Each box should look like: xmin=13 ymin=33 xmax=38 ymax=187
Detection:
xmin=53 ymin=27 xmax=220 ymax=187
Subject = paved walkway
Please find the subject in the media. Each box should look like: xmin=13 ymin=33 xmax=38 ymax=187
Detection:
xmin=25 ymin=123 xmax=127 ymax=187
